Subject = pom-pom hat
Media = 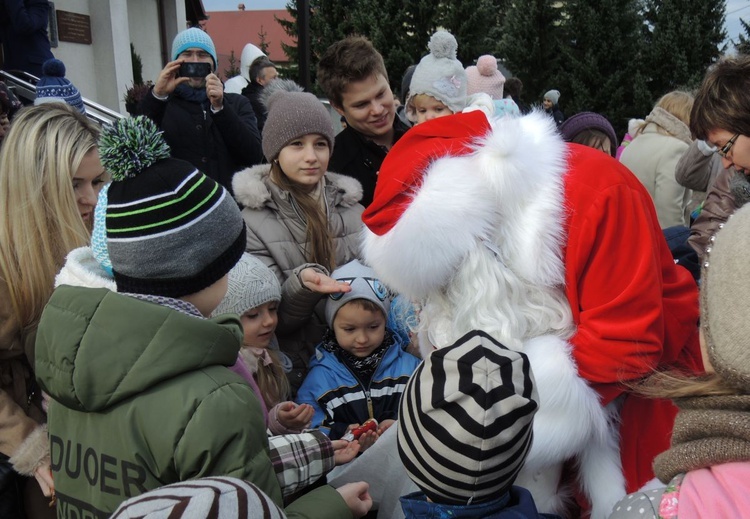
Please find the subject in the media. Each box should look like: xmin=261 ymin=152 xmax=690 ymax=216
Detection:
xmin=407 ymin=31 xmax=467 ymax=115
xmin=34 ymin=59 xmax=85 ymax=113
xmin=213 ymin=253 xmax=281 ymax=317
xmin=171 ymin=27 xmax=218 ymax=68
xmin=261 ymin=79 xmax=335 ymax=161
xmin=398 ymin=330 xmax=539 ymax=504
xmin=99 ymin=116 xmax=245 ymax=297
xmin=325 ymin=259 xmax=390 ymax=329
xmin=465 ymin=55 xmax=505 ymax=100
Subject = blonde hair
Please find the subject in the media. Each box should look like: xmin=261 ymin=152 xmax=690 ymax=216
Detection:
xmin=253 ymin=349 xmax=291 ymax=407
xmin=636 ymin=90 xmax=695 ymax=137
xmin=635 ymin=370 xmax=738 ymax=399
xmin=269 ymin=161 xmax=336 ymax=272
xmin=0 ymin=104 xmax=99 ymax=328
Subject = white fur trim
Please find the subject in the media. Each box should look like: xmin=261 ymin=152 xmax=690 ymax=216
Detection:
xmin=363 ymin=111 xmax=568 ymax=301
xmin=518 ymin=335 xmax=625 ymax=518
xmin=55 ymin=246 xmax=117 ymax=290
xmin=10 ymin=424 xmax=49 ymax=476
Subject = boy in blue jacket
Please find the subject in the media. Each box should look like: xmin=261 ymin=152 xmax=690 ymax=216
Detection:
xmin=296 ymin=260 xmax=420 ymax=450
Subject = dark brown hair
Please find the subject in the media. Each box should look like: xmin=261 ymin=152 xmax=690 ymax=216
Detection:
xmin=316 ymin=36 xmax=388 ymax=108
xmin=691 ymin=55 xmax=750 ymax=140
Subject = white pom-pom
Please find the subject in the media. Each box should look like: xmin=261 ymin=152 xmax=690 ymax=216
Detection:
xmin=428 ymin=31 xmax=458 ymax=59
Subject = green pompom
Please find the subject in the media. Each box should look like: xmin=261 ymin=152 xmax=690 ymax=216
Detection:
xmin=99 ymin=116 xmax=171 ymax=181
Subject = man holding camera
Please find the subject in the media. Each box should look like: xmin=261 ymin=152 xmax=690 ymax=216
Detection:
xmin=139 ymin=28 xmax=263 ymax=193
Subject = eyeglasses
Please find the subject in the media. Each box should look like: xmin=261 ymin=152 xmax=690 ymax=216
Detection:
xmin=716 ymin=133 xmax=740 ymax=158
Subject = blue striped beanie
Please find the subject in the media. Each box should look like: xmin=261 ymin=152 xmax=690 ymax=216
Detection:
xmin=98 ymin=116 xmax=245 ymax=297
xmin=171 ymin=28 xmax=217 ymax=68
xmin=398 ymin=330 xmax=539 ymax=505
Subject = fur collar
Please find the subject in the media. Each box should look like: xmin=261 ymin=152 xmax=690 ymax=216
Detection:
xmin=644 ymin=107 xmax=692 ymax=145
xmin=232 ymin=163 xmax=363 ymax=210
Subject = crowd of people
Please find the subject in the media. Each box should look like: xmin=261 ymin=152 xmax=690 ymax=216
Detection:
xmin=1 ymin=18 xmax=749 ymax=519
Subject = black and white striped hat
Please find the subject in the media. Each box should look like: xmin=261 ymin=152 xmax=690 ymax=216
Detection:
xmin=110 ymin=477 xmax=286 ymax=518
xmin=397 ymin=330 xmax=539 ymax=505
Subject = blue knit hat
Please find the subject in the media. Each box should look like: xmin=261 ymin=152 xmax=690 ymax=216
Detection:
xmin=171 ymin=28 xmax=217 ymax=68
xmin=34 ymin=59 xmax=85 ymax=114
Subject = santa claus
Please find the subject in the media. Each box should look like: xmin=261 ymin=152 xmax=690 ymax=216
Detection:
xmin=361 ymin=110 xmax=703 ymax=518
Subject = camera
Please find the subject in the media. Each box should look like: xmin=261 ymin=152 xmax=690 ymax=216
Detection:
xmin=179 ymin=62 xmax=212 ymax=78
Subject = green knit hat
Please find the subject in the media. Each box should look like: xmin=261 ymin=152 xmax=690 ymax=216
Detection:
xmin=99 ymin=116 xmax=245 ymax=297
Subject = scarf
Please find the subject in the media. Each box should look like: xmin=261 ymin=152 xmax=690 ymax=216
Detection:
xmin=653 ymin=394 xmax=750 ymax=482
xmin=173 ymin=83 xmax=209 ymax=105
xmin=321 ymin=329 xmax=395 ymax=385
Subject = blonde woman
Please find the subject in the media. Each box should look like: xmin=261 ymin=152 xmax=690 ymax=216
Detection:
xmin=0 ymin=103 xmax=105 ymax=516
xmin=232 ymin=80 xmax=362 ymax=395
xmin=620 ymin=91 xmax=695 ymax=228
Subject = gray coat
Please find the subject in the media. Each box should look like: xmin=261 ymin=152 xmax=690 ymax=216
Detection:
xmin=232 ymin=164 xmax=364 ymax=392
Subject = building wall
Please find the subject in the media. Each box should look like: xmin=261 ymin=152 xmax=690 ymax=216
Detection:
xmin=127 ymin=0 xmax=163 ymax=86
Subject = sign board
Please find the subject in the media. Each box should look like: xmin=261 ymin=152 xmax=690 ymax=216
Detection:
xmin=56 ymin=10 xmax=92 ymax=45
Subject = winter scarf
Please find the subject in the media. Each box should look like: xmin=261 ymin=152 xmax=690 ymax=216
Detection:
xmin=321 ymin=329 xmax=395 ymax=385
xmin=653 ymin=394 xmax=750 ymax=482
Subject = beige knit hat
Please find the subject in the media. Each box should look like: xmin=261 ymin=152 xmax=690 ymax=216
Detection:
xmin=701 ymin=204 xmax=750 ymax=390
xmin=465 ymin=55 xmax=505 ymax=100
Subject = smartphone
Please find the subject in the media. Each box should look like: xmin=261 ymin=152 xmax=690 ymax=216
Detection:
xmin=179 ymin=62 xmax=212 ymax=78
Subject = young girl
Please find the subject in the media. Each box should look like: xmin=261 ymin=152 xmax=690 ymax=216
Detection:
xmin=213 ymin=253 xmax=315 ymax=434
xmin=610 ymin=203 xmax=750 ymax=518
xmin=232 ymin=80 xmax=362 ymax=395
xmin=0 ymin=103 xmax=104 ymax=517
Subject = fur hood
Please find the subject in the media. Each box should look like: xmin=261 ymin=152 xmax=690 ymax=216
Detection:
xmin=232 ymin=164 xmax=363 ymax=210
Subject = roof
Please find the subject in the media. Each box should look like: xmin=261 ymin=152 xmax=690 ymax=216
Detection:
xmin=204 ymin=9 xmax=293 ymax=75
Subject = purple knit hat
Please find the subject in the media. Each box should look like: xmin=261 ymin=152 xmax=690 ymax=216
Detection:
xmin=558 ymin=112 xmax=617 ymax=155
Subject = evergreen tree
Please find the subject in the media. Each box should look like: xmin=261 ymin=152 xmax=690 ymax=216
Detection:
xmin=439 ymin=0 xmax=507 ymax=66
xmin=734 ymin=18 xmax=750 ymax=55
xmin=258 ymin=25 xmax=270 ymax=54
xmin=641 ymin=0 xmax=727 ymax=97
xmin=496 ymin=0 xmax=565 ymax=108
xmin=554 ymin=0 xmax=651 ymax=137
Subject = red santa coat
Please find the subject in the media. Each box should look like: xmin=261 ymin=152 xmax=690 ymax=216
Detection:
xmin=562 ymin=144 xmax=703 ymax=492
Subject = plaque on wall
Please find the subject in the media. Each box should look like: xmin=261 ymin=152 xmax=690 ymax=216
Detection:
xmin=56 ymin=10 xmax=92 ymax=45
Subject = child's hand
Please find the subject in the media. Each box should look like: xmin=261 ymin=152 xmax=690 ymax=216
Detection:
xmin=377 ymin=419 xmax=396 ymax=435
xmin=331 ymin=439 xmax=360 ymax=465
xmin=277 ymin=402 xmax=313 ymax=430
xmin=344 ymin=423 xmax=379 ymax=452
xmin=335 ymin=481 xmax=372 ymax=518
xmin=299 ymin=268 xmax=352 ymax=295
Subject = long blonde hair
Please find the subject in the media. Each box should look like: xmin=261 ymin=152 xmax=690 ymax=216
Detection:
xmin=635 ymin=370 xmax=738 ymax=399
xmin=636 ymin=90 xmax=695 ymax=137
xmin=270 ymin=161 xmax=336 ymax=272
xmin=0 ymin=104 xmax=100 ymax=328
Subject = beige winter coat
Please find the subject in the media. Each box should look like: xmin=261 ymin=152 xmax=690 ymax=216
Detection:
xmin=620 ymin=107 xmax=693 ymax=228
xmin=232 ymin=164 xmax=364 ymax=392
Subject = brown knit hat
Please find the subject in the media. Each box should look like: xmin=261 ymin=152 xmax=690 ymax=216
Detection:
xmin=261 ymin=79 xmax=335 ymax=161
xmin=701 ymin=204 xmax=750 ymax=391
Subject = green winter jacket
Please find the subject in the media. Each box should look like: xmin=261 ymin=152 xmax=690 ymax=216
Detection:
xmin=35 ymin=286 xmax=351 ymax=519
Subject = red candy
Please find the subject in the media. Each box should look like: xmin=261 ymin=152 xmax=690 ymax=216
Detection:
xmin=342 ymin=418 xmax=378 ymax=441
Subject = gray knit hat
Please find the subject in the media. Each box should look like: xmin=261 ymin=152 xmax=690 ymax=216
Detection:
xmin=325 ymin=259 xmax=390 ymax=328
xmin=701 ymin=205 xmax=750 ymax=390
xmin=99 ymin=116 xmax=245 ymax=298
xmin=544 ymin=89 xmax=560 ymax=105
xmin=213 ymin=253 xmax=281 ymax=317
xmin=110 ymin=477 xmax=285 ymax=518
xmin=406 ymin=31 xmax=467 ymax=115
xmin=261 ymin=79 xmax=335 ymax=161
xmin=398 ymin=330 xmax=538 ymax=505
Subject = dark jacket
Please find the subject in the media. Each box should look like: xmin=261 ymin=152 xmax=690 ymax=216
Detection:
xmin=0 ymin=0 xmax=54 ymax=77
xmin=138 ymin=88 xmax=263 ymax=193
xmin=328 ymin=116 xmax=410 ymax=207
xmin=241 ymin=80 xmax=267 ymax=133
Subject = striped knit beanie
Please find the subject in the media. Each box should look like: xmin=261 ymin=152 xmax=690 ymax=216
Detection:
xmin=110 ymin=477 xmax=286 ymax=518
xmin=99 ymin=116 xmax=245 ymax=297
xmin=398 ymin=330 xmax=538 ymax=505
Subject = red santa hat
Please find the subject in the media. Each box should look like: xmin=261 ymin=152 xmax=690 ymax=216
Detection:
xmin=362 ymin=110 xmax=491 ymax=236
